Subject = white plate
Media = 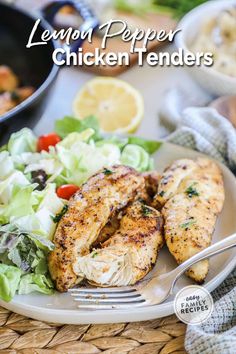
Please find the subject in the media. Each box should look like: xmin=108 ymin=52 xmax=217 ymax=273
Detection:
xmin=1 ymin=142 xmax=236 ymax=324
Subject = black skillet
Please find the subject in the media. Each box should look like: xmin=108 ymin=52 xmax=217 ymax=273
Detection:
xmin=0 ymin=0 xmax=99 ymax=143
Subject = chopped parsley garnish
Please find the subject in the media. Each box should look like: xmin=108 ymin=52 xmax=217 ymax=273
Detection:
xmin=92 ymin=252 xmax=98 ymax=258
xmin=141 ymin=205 xmax=152 ymax=216
xmin=159 ymin=191 xmax=165 ymax=197
xmin=180 ymin=219 xmax=196 ymax=230
xmin=52 ymin=205 xmax=68 ymax=223
xmin=103 ymin=168 xmax=113 ymax=175
xmin=185 ymin=184 xmax=199 ymax=198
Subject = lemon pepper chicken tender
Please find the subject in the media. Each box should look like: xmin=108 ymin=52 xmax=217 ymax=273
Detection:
xmin=143 ymin=171 xmax=160 ymax=198
xmin=93 ymin=170 xmax=161 ymax=248
xmin=92 ymin=213 xmax=121 ymax=247
xmin=74 ymin=201 xmax=164 ymax=286
xmin=155 ymin=157 xmax=225 ymax=283
xmin=135 ymin=171 xmax=161 ymax=206
xmin=162 ymin=194 xmax=217 ymax=283
xmin=153 ymin=159 xmax=197 ymax=209
xmin=48 ymin=165 xmax=145 ymax=292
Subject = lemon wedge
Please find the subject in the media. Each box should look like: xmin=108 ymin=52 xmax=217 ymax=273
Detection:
xmin=73 ymin=77 xmax=144 ymax=133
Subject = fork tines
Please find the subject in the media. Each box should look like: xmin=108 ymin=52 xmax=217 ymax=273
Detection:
xmin=69 ymin=287 xmax=145 ymax=309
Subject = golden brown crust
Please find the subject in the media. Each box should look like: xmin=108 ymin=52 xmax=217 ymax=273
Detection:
xmin=74 ymin=201 xmax=164 ymax=286
xmin=156 ymin=158 xmax=225 ymax=283
xmin=94 ymin=171 xmax=161 ymax=247
xmin=143 ymin=171 xmax=160 ymax=198
xmin=92 ymin=214 xmax=121 ymax=247
xmin=48 ymin=165 xmax=145 ymax=292
xmin=162 ymin=194 xmax=216 ymax=283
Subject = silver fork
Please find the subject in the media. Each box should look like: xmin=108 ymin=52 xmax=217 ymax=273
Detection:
xmin=69 ymin=233 xmax=236 ymax=309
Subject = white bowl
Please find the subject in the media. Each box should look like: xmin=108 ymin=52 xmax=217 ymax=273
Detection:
xmin=175 ymin=0 xmax=236 ymax=96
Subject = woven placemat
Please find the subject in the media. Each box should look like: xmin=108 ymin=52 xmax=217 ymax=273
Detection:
xmin=0 ymin=307 xmax=186 ymax=353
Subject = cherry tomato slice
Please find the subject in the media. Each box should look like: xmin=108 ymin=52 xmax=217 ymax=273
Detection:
xmin=37 ymin=133 xmax=61 ymax=152
xmin=56 ymin=184 xmax=80 ymax=200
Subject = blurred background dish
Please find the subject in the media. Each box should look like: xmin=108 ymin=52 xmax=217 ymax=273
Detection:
xmin=2 ymin=0 xmax=235 ymax=147
xmin=0 ymin=2 xmax=59 ymax=142
xmin=190 ymin=7 xmax=236 ymax=79
xmin=0 ymin=65 xmax=35 ymax=116
xmin=175 ymin=0 xmax=236 ymax=97
xmin=210 ymin=95 xmax=236 ymax=128
xmin=54 ymin=0 xmax=177 ymax=77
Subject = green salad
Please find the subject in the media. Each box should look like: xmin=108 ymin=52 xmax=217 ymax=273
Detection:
xmin=0 ymin=116 xmax=161 ymax=302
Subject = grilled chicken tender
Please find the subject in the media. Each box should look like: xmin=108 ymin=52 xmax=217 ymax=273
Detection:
xmin=92 ymin=213 xmax=121 ymax=247
xmin=48 ymin=165 xmax=145 ymax=292
xmin=153 ymin=159 xmax=197 ymax=209
xmin=143 ymin=171 xmax=160 ymax=198
xmin=135 ymin=171 xmax=161 ymax=206
xmin=93 ymin=171 xmax=161 ymax=247
xmin=163 ymin=194 xmax=217 ymax=283
xmin=74 ymin=201 xmax=164 ymax=286
xmin=156 ymin=158 xmax=224 ymax=283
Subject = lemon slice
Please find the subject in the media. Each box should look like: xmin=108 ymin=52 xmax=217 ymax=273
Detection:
xmin=73 ymin=77 xmax=144 ymax=133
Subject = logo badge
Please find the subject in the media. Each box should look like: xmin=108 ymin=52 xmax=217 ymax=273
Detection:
xmin=174 ymin=285 xmax=214 ymax=325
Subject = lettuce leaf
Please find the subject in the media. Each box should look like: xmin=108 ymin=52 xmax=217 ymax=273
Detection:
xmin=127 ymin=136 xmax=162 ymax=154
xmin=13 ymin=214 xmax=47 ymax=237
xmin=0 ymin=264 xmax=21 ymax=302
xmin=0 ymin=227 xmax=53 ymax=273
xmin=7 ymin=236 xmax=48 ymax=274
xmin=56 ymin=142 xmax=120 ymax=186
xmin=0 ymin=151 xmax=14 ymax=179
xmin=18 ymin=274 xmax=54 ymax=295
xmin=8 ymin=128 xmax=37 ymax=155
xmin=36 ymin=183 xmax=64 ymax=216
xmin=35 ymin=208 xmax=57 ymax=240
xmin=58 ymin=129 xmax=95 ymax=148
xmin=121 ymin=144 xmax=150 ymax=172
xmin=96 ymin=136 xmax=128 ymax=149
xmin=0 ymin=228 xmax=19 ymax=254
xmin=13 ymin=208 xmax=57 ymax=240
xmin=0 ymin=185 xmax=37 ymax=224
xmin=0 ymin=183 xmax=65 ymax=238
xmin=27 ymin=233 xmax=54 ymax=251
xmin=0 ymin=227 xmax=54 ymax=300
xmin=0 ymin=171 xmax=30 ymax=205
xmin=55 ymin=116 xmax=100 ymax=139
